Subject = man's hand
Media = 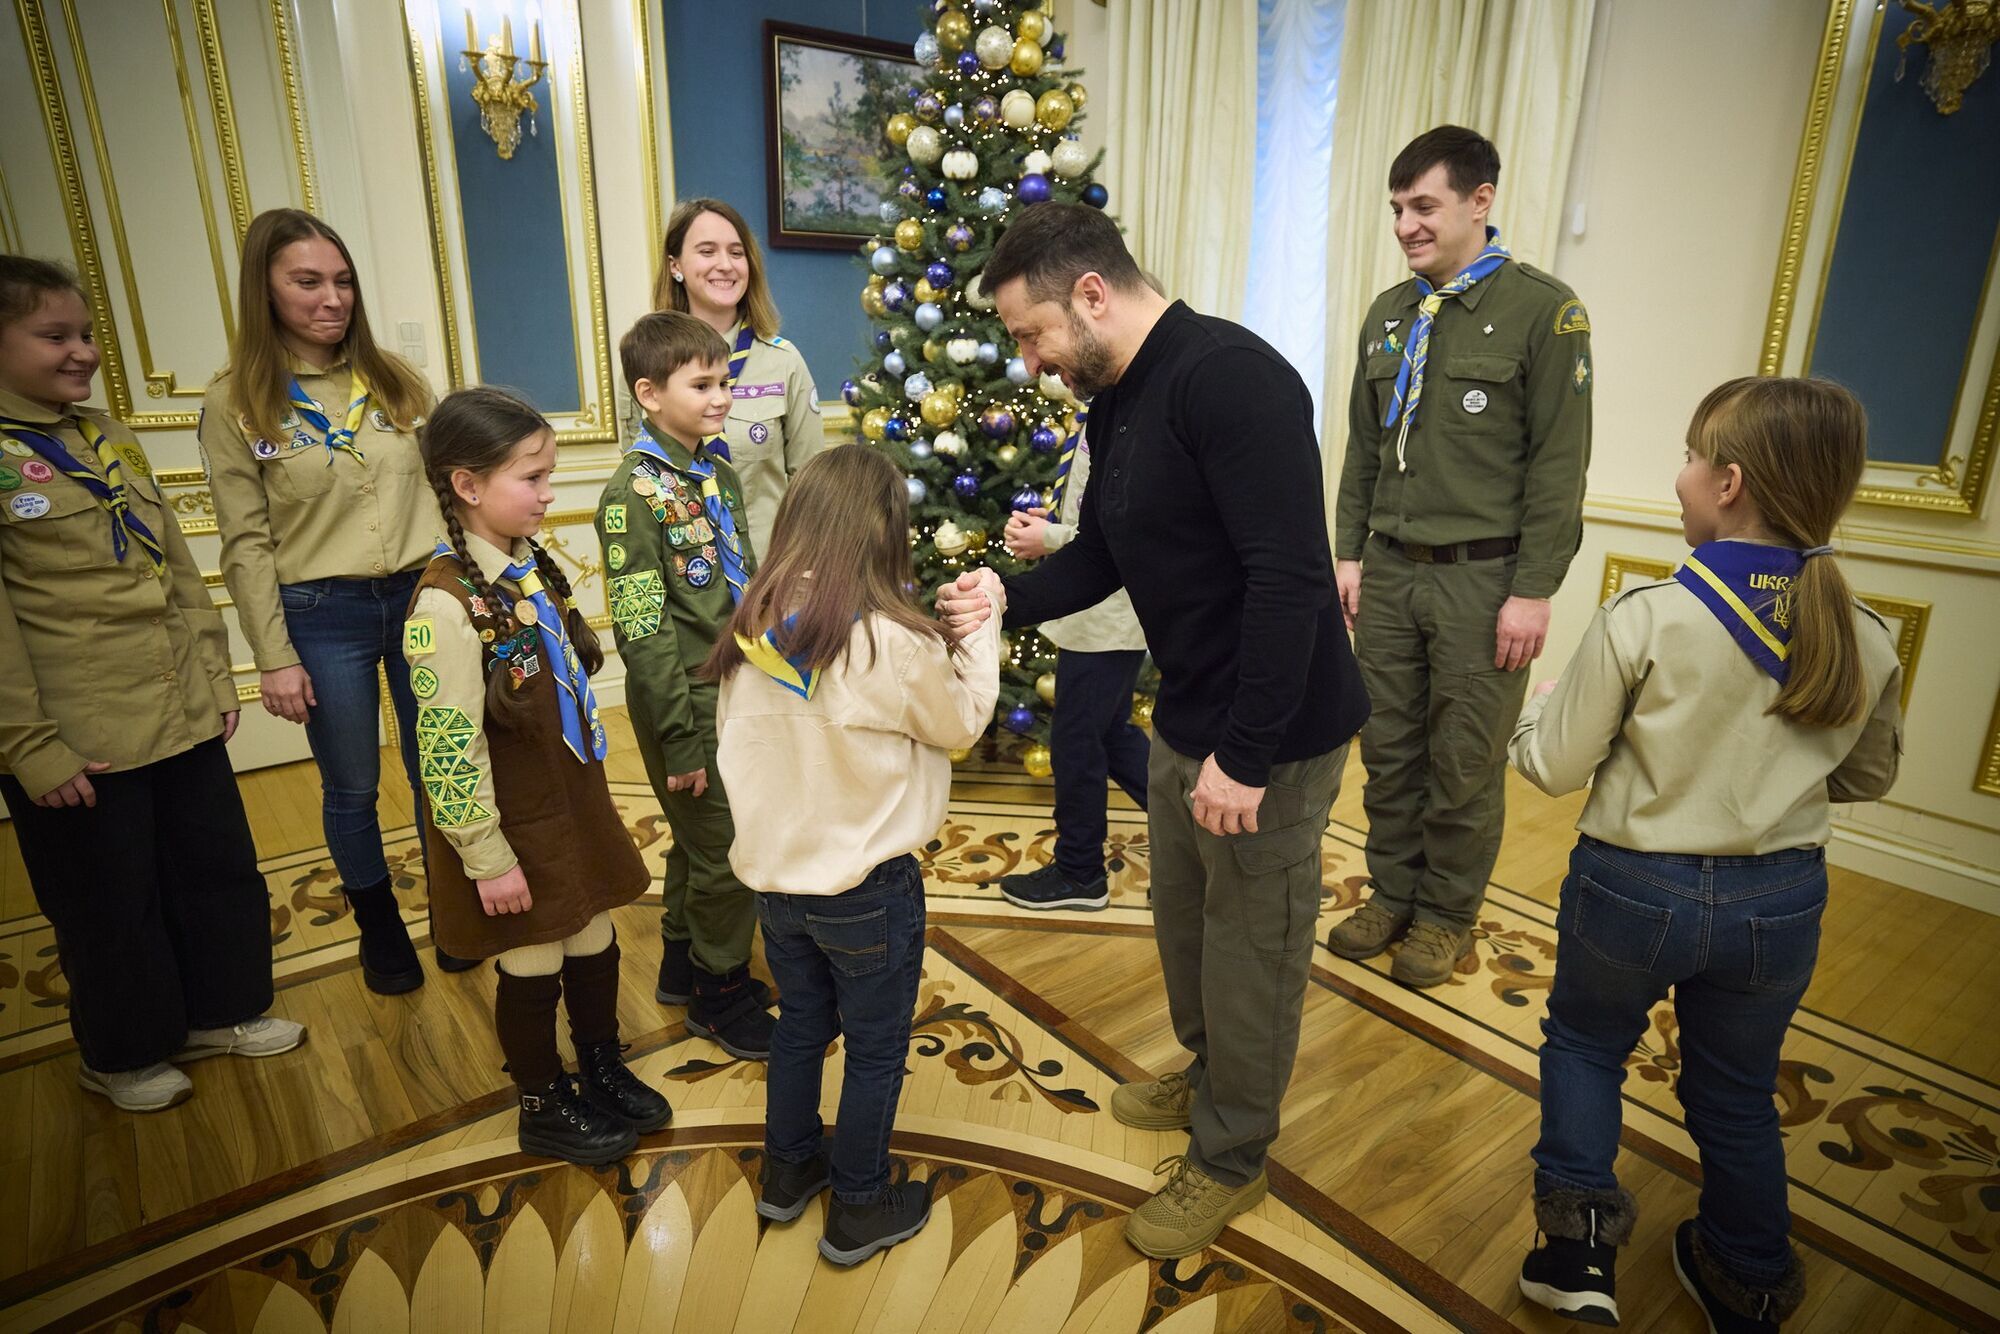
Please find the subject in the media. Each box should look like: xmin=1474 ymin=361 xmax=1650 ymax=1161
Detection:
xmin=260 ymin=664 xmax=316 ymax=724
xmin=221 ymin=710 xmax=241 ymax=743
xmin=1191 ymin=753 xmax=1265 ymax=836
xmin=935 ymin=570 xmax=999 ymax=632
xmin=1335 ymin=560 xmax=1362 ymax=632
xmin=1495 ymin=596 xmax=1551 ymax=671
xmin=34 ymin=761 xmax=112 ymax=809
xmin=1004 ymin=507 xmax=1054 ymax=561
xmin=666 ymin=767 xmax=709 ymax=798
xmin=477 ymin=866 xmax=533 ymax=916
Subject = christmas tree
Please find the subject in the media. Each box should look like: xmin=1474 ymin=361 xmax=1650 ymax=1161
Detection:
xmin=844 ymin=1 xmax=1112 ymax=776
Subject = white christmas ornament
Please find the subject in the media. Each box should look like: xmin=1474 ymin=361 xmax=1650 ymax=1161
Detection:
xmin=975 ymin=26 xmax=1013 ymax=68
xmin=904 ymin=372 xmax=933 ymax=401
xmin=1000 ymin=89 xmax=1036 ymax=128
xmin=946 ymin=337 xmax=979 ymax=364
xmin=1051 ymin=139 xmax=1090 ymax=178
xmin=934 ymin=519 xmax=969 ymax=557
xmin=941 ymin=149 xmax=979 ymax=180
xmin=906 ymin=125 xmax=944 ymax=166
xmin=1023 ymin=149 xmax=1052 ymax=176
xmin=1039 ymin=372 xmax=1074 ymax=404
xmin=934 ymin=430 xmax=967 ymax=457
xmin=965 ymin=275 xmax=996 ymax=310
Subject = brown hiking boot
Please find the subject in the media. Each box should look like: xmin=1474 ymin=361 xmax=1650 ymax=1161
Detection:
xmin=1391 ymin=921 xmax=1473 ymax=987
xmin=1327 ymin=897 xmax=1413 ymax=960
xmin=1124 ymin=1155 xmax=1268 ymax=1259
xmin=1110 ymin=1068 xmax=1194 ymax=1130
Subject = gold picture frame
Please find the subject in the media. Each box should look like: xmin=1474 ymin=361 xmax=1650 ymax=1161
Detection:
xmin=1761 ymin=0 xmax=1998 ymax=516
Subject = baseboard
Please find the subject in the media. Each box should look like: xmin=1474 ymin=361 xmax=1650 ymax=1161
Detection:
xmin=1827 ymin=819 xmax=2000 ymax=915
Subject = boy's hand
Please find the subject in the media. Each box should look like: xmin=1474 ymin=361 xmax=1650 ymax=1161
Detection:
xmin=667 ymin=767 xmax=709 ymax=798
xmin=477 ymin=866 xmax=533 ymax=916
xmin=1004 ymin=507 xmax=1053 ymax=560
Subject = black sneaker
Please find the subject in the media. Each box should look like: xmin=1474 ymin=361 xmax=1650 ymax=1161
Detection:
xmin=820 ymin=1178 xmax=934 ymax=1266
xmin=516 ymin=1075 xmax=639 ymax=1167
xmin=1672 ymin=1220 xmax=1782 ymax=1334
xmin=655 ymin=938 xmax=774 ymax=1007
xmin=1520 ymin=1234 xmax=1619 ymax=1326
xmin=575 ymin=1040 xmax=673 ymax=1132
xmin=757 ymin=1150 xmax=832 ymax=1222
xmin=685 ymin=966 xmax=776 ymax=1060
xmin=998 ymin=863 xmax=1109 ymax=911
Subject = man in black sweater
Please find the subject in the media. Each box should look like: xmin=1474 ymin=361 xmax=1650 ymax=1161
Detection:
xmin=937 ymin=204 xmax=1370 ymax=1260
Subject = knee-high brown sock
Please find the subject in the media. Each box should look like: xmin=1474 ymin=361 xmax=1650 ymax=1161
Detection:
xmin=495 ymin=970 xmax=564 ymax=1089
xmin=561 ymin=942 xmax=622 ymax=1049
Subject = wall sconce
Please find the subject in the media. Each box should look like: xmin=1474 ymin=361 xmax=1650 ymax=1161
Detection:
xmin=462 ymin=9 xmax=547 ymax=159
xmin=1895 ymin=0 xmax=1998 ymax=115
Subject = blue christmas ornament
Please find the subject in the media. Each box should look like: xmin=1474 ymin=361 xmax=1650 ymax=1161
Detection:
xmin=878 ymin=200 xmax=902 ymax=224
xmin=883 ymin=350 xmax=907 ymax=377
xmin=952 ymin=470 xmax=980 ymax=498
xmin=1082 ymin=183 xmax=1109 ymax=209
xmin=925 ymin=260 xmax=956 ymax=288
xmin=883 ymin=280 xmax=911 ymax=312
xmin=1030 ymin=424 xmax=1059 ymax=452
xmin=904 ymin=372 xmax=934 ymax=401
xmin=956 ymin=50 xmax=981 ymax=76
xmin=1004 ymin=703 xmax=1036 ymax=733
xmin=906 ymin=477 xmax=928 ymax=504
xmin=1017 ymin=173 xmax=1052 ymax=205
xmin=884 ymin=416 xmax=911 ymax=441
xmin=899 ymin=179 xmax=921 ymax=199
xmin=1050 ymin=35 xmax=1065 ymax=60
xmin=978 ymin=186 xmax=1009 ymax=214
xmin=914 ymin=92 xmax=943 ymax=121
xmin=1005 ymin=357 xmax=1031 ymax=385
xmin=874 ymin=330 xmax=894 ymax=351
xmin=1010 ymin=486 xmax=1041 ymax=511
xmin=944 ymin=103 xmax=965 ymax=129
xmin=914 ymin=32 xmax=939 ymax=64
xmin=871 ymin=246 xmax=898 ymax=274
xmin=840 ymin=378 xmax=860 ymax=406
xmin=909 ymin=436 xmax=934 ymax=459
xmin=976 ymin=341 xmax=1000 ymax=365
xmin=925 ymin=186 xmax=948 ymax=211
xmin=914 ymin=302 xmax=944 ymax=332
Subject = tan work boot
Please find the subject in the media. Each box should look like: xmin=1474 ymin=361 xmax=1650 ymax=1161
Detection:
xmin=1124 ymin=1155 xmax=1268 ymax=1259
xmin=1111 ymin=1068 xmax=1193 ymax=1130
xmin=1327 ymin=897 xmax=1413 ymax=960
xmin=1391 ymin=921 xmax=1473 ymax=987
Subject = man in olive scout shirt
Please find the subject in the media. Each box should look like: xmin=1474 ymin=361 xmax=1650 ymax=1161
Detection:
xmin=1331 ymin=125 xmax=1592 ymax=987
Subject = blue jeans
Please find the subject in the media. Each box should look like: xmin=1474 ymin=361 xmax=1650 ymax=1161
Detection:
xmin=1050 ymin=648 xmax=1150 ymax=880
xmin=281 ymin=572 xmax=425 ymax=890
xmin=1533 ymin=836 xmax=1826 ymax=1288
xmin=758 ymin=855 xmax=926 ymax=1202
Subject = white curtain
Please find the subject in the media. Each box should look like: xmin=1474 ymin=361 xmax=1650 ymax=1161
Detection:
xmin=1102 ymin=0 xmax=1261 ymax=319
xmin=1318 ymin=0 xmax=1597 ymax=462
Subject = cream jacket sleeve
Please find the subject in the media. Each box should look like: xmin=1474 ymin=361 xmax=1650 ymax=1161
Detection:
xmin=405 ymin=585 xmax=517 ymax=880
xmin=0 ymin=552 xmax=86 ymax=798
xmin=199 ymin=393 xmax=296 ymax=671
xmin=783 ymin=349 xmax=825 ymax=481
xmin=1510 ymin=604 xmax=1634 ymax=797
xmin=892 ymin=589 xmax=1003 ymax=750
xmin=1828 ymin=665 xmax=1904 ymax=804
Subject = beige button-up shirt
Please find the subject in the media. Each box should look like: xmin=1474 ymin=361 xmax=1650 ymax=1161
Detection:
xmin=200 ymin=355 xmax=440 ymax=670
xmin=1036 ymin=429 xmax=1146 ymax=654
xmin=1510 ymin=572 xmax=1903 ymax=855
xmin=0 ymin=388 xmax=235 ymax=797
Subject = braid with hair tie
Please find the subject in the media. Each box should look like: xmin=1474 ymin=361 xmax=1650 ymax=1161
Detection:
xmin=432 ymin=476 xmax=499 ymax=612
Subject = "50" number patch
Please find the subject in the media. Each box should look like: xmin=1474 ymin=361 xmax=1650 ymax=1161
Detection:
xmin=404 ymin=618 xmax=436 ymax=656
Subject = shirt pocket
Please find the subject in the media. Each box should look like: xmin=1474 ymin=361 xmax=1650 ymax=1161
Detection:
xmin=368 ymin=427 xmax=423 ymax=475
xmin=0 ymin=484 xmax=118 ymax=571
xmin=261 ymin=445 xmax=336 ymax=502
xmin=1437 ymin=353 xmax=1524 ymax=432
xmin=1364 ymin=352 xmax=1402 ymax=423
xmin=724 ymin=393 xmax=786 ymax=474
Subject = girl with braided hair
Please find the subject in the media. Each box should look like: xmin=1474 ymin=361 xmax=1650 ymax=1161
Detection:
xmin=407 ymin=386 xmax=664 ymax=1166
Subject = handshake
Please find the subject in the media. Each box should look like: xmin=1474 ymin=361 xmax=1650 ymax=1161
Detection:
xmin=934 ymin=567 xmax=1007 ymax=634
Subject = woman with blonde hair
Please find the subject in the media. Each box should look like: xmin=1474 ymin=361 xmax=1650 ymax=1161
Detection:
xmin=201 ymin=208 xmax=454 ymax=994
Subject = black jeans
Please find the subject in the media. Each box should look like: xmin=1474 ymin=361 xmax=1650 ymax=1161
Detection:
xmin=758 ymin=855 xmax=926 ymax=1202
xmin=1 ymin=737 xmax=273 ymax=1070
xmin=1050 ymin=648 xmax=1150 ymax=880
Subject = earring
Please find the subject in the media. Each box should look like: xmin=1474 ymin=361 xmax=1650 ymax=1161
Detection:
xmin=672 ymin=271 xmax=683 ymax=283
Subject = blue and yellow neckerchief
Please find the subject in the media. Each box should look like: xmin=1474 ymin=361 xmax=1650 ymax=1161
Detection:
xmin=1049 ymin=407 xmax=1090 ymax=515
xmin=627 ymin=426 xmax=749 ymax=605
xmin=287 ymin=367 xmax=369 ymax=464
xmin=737 ymin=614 xmax=822 ymax=699
xmin=699 ymin=324 xmax=758 ymax=463
xmin=0 ymin=415 xmax=165 ymax=570
xmin=1675 ymin=540 xmax=1817 ymax=684
xmin=1383 ymin=227 xmax=1512 ymax=469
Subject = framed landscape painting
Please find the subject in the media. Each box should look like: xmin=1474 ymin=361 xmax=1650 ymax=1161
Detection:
xmin=763 ymin=22 xmax=916 ymax=250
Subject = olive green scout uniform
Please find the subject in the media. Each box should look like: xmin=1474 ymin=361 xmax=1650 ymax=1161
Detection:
xmin=596 ymin=430 xmax=758 ymax=973
xmin=1336 ymin=259 xmax=1592 ymax=929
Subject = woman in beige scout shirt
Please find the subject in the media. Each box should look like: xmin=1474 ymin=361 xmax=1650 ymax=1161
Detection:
xmin=0 ymin=256 xmax=303 ymax=1114
xmin=653 ymin=198 xmax=824 ymax=546
xmin=201 ymin=209 xmax=451 ymax=995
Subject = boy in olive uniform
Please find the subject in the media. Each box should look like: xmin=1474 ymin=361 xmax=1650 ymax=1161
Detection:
xmin=597 ymin=311 xmax=774 ymax=1058
xmin=1332 ymin=126 xmax=1592 ymax=987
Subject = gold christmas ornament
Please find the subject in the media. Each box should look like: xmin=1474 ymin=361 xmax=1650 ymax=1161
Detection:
xmin=914 ymin=277 xmax=940 ymax=304
xmin=861 ymin=286 xmax=886 ymax=317
xmin=1035 ymin=672 xmax=1056 ymax=704
xmin=936 ymin=9 xmax=972 ymax=52
xmin=965 ymin=526 xmax=989 ymax=552
xmin=1010 ymin=37 xmax=1044 ymax=75
xmin=861 ymin=407 xmax=890 ymax=440
xmin=944 ymin=380 xmax=968 ymax=401
xmin=894 ymin=219 xmax=925 ymax=251
xmin=1067 ymin=83 xmax=1088 ymax=109
xmin=1022 ymin=743 xmax=1053 ymax=777
xmin=923 ymin=338 xmax=945 ymax=363
xmin=1017 ymin=9 xmax=1049 ymax=43
xmin=1035 ymin=89 xmax=1074 ymax=131
xmin=996 ymin=443 xmax=1019 ymax=466
xmin=921 ymin=391 xmax=959 ymax=428
xmin=885 ymin=112 xmax=916 ymax=146
xmin=1131 ymin=694 xmax=1155 ymax=727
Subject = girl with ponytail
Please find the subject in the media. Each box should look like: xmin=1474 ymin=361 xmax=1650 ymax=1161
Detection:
xmin=1506 ymin=376 xmax=1904 ymax=1331
xmin=406 ymin=386 xmax=663 ymax=1167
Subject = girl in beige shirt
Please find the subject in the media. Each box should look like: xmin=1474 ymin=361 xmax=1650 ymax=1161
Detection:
xmin=1509 ymin=378 xmax=1902 ymax=1332
xmin=705 ymin=445 xmax=999 ymax=1266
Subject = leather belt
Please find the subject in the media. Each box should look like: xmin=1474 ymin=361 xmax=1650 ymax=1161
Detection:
xmin=1372 ymin=533 xmax=1520 ymax=564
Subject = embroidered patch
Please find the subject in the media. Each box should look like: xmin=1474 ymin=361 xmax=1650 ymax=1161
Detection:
xmin=1573 ymin=353 xmax=1592 ymax=395
xmin=607 ymin=541 xmax=627 ymax=571
xmin=8 ymin=493 xmax=50 ymax=519
xmin=416 ymin=705 xmax=492 ymax=827
xmin=0 ymin=439 xmax=30 ymax=457
xmin=1554 ymin=299 xmax=1590 ymax=336
xmin=253 ymin=439 xmax=280 ymax=459
xmin=404 ymin=618 xmax=437 ymax=656
xmin=113 ymin=443 xmax=152 ymax=477
xmin=747 ymin=421 xmax=770 ymax=445
xmin=609 ymin=569 xmax=666 ymax=640
xmin=685 ymin=556 xmax=715 ymax=588
xmin=0 ymin=466 xmax=18 ymax=491
xmin=410 ymin=664 xmax=439 ymax=699
xmin=21 ymin=460 xmax=53 ymax=483
xmin=603 ymin=503 xmax=627 ymax=534
xmin=370 ymin=409 xmax=394 ymax=432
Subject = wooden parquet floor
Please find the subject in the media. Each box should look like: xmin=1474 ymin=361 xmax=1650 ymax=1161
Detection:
xmin=1 ymin=707 xmax=1996 ymax=1332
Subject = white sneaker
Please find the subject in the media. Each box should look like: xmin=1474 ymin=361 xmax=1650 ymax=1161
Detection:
xmin=175 ymin=1017 xmax=307 ymax=1062
xmin=78 ymin=1061 xmax=193 ymax=1113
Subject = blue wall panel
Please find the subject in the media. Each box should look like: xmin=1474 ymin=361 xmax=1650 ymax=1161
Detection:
xmin=661 ymin=0 xmax=926 ymax=394
xmin=448 ymin=0 xmax=583 ymax=412
xmin=1808 ymin=6 xmax=2000 ymax=467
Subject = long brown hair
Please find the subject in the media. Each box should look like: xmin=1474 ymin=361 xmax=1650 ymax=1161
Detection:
xmin=225 ymin=208 xmax=430 ymax=445
xmin=1686 ymin=376 xmax=1869 ymax=729
xmin=703 ymin=445 xmax=955 ymax=682
xmin=420 ymin=387 xmax=602 ymax=718
xmin=654 ymin=198 xmax=781 ymax=338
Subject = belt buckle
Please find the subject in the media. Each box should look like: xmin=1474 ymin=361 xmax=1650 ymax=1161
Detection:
xmin=1404 ymin=542 xmax=1433 ymax=562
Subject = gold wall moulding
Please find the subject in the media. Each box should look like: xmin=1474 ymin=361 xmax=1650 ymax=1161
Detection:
xmin=461 ymin=10 xmax=546 ymax=159
xmin=1979 ymin=685 xmax=2000 ymax=796
xmin=1597 ymin=552 xmax=1674 ymax=605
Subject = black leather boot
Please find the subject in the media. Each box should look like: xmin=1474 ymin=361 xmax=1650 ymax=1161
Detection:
xmin=345 ymin=880 xmax=423 ymax=995
xmin=685 ymin=964 xmax=776 ymax=1060
xmin=657 ymin=937 xmax=773 ymax=1007
xmin=576 ymin=1039 xmax=673 ymax=1132
xmin=516 ymin=1074 xmax=638 ymax=1166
